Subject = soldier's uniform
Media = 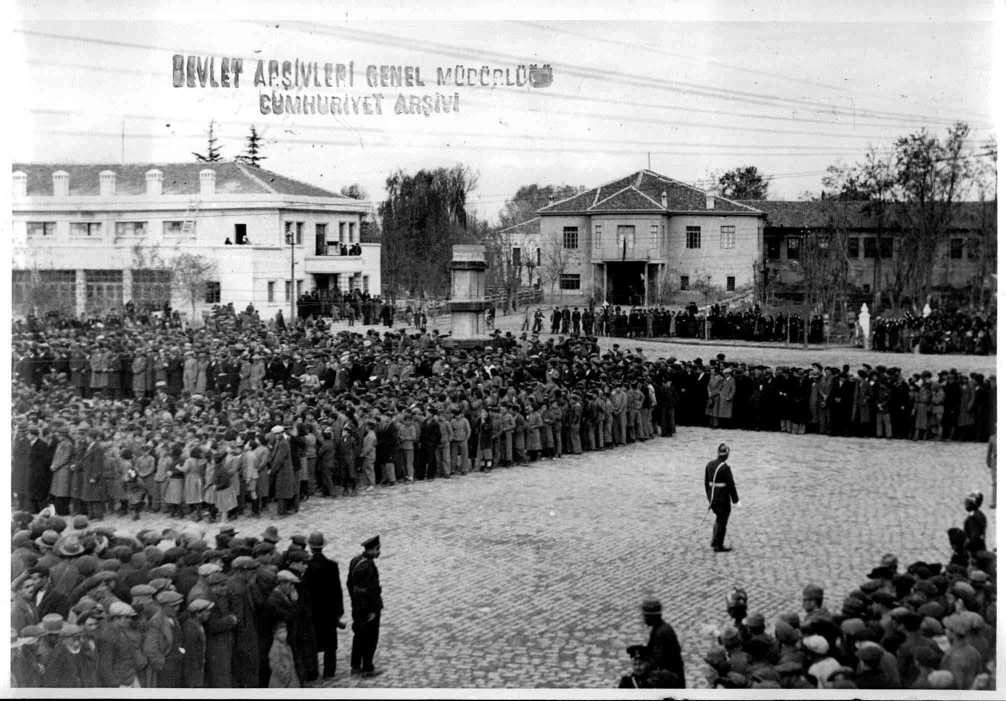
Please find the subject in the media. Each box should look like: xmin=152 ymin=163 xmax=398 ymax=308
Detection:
xmin=347 ymin=535 xmax=383 ymax=677
xmin=704 ymin=444 xmax=739 ymax=552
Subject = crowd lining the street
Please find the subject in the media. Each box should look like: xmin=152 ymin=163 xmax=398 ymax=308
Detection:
xmin=12 ymin=303 xmax=995 ymax=524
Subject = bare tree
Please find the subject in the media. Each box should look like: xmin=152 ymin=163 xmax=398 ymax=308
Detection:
xmin=538 ymin=236 xmax=568 ymax=298
xmin=171 ymin=253 xmax=217 ymax=323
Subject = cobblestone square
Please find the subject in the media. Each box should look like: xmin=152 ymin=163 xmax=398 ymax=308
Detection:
xmin=101 ymin=425 xmax=994 ymax=688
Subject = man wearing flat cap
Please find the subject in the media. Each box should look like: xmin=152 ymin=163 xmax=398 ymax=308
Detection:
xmin=704 ymin=443 xmax=740 ymax=552
xmin=304 ymin=531 xmax=347 ymax=680
xmin=348 ymin=535 xmax=383 ymax=677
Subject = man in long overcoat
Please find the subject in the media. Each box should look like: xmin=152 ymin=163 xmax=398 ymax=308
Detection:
xmin=304 ymin=532 xmax=346 ymax=679
xmin=80 ymin=430 xmax=107 ymax=520
xmin=269 ymin=427 xmax=297 ymax=516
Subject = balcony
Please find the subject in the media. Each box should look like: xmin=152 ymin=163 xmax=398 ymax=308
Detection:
xmin=304 ymin=252 xmax=363 ymax=274
xmin=590 ymin=241 xmax=661 ymax=262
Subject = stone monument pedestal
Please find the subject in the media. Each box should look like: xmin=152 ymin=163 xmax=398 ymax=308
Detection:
xmin=444 ymin=244 xmax=490 ymax=349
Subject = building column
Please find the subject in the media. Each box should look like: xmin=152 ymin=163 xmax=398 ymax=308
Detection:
xmin=121 ymin=268 xmax=133 ymax=304
xmin=75 ymin=270 xmax=86 ymax=317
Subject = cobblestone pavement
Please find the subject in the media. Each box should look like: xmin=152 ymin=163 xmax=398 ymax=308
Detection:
xmin=100 ymin=427 xmax=995 ymax=689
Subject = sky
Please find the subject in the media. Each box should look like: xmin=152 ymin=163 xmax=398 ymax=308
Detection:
xmin=10 ymin=1 xmax=999 ymax=224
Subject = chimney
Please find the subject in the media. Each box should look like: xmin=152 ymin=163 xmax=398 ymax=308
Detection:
xmin=99 ymin=170 xmax=117 ymax=196
xmin=52 ymin=170 xmax=70 ymax=197
xmin=660 ymin=190 xmax=668 ymax=208
xmin=705 ymin=191 xmax=715 ymax=210
xmin=199 ymin=168 xmax=216 ymax=197
xmin=12 ymin=171 xmax=27 ymax=198
xmin=145 ymin=168 xmax=164 ymax=196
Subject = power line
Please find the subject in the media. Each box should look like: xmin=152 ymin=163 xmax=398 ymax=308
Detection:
xmin=26 ymin=107 xmax=900 ymax=155
xmin=274 ymin=21 xmax=989 ymax=128
xmin=515 ymin=21 xmax=994 ymax=125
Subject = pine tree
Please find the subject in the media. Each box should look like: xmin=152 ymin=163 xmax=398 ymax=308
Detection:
xmin=236 ymin=125 xmax=266 ymax=168
xmin=192 ymin=120 xmax=223 ymax=163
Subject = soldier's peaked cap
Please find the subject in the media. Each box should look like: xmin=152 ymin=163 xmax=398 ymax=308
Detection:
xmin=361 ymin=535 xmax=380 ymax=549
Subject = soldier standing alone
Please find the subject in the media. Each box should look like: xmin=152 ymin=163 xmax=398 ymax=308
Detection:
xmin=348 ymin=535 xmax=383 ymax=677
xmin=705 ymin=443 xmax=739 ymax=552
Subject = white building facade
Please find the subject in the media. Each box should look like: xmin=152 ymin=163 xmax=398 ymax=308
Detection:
xmin=11 ymin=162 xmax=380 ymax=320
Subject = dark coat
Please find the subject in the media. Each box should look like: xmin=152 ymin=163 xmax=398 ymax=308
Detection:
xmin=704 ymin=458 xmax=739 ymax=512
xmin=305 ymin=552 xmax=345 ymax=649
xmin=28 ymin=438 xmax=53 ymax=504
xmin=79 ymin=441 xmax=106 ymax=503
xmin=646 ymin=619 xmax=686 ymax=688
xmin=204 ymin=591 xmax=237 ymax=688
xmin=347 ymin=553 xmax=382 ymax=620
xmin=180 ymin=614 xmax=206 ymax=688
xmin=226 ymin=574 xmax=260 ymax=687
xmin=41 ymin=643 xmax=87 ymax=687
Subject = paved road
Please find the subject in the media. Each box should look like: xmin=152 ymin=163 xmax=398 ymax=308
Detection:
xmin=100 ymin=427 xmax=994 ymax=688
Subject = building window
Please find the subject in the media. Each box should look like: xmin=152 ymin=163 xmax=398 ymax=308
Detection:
xmin=285 ymin=281 xmax=292 ymax=302
xmin=766 ymin=238 xmax=781 ymax=260
xmin=26 ymin=222 xmax=56 ymax=238
xmin=720 ymin=225 xmax=736 ymax=249
xmin=13 ymin=270 xmax=76 ymax=313
xmin=616 ymin=225 xmax=635 ymax=252
xmin=296 ymin=280 xmax=303 ymax=298
xmin=339 ymin=222 xmax=346 ymax=243
xmin=71 ymin=222 xmax=102 ymax=238
xmin=559 ymin=273 xmax=580 ymax=290
xmin=131 ymin=269 xmax=171 ymax=307
xmin=847 ymin=237 xmax=860 ymax=259
xmin=511 ymin=247 xmax=521 ymax=267
xmin=786 ymin=236 xmax=801 ymax=259
xmin=267 ymin=281 xmax=276 ymax=303
xmin=164 ymin=220 xmax=195 ymax=237
xmin=12 ymin=271 xmax=31 ymax=308
xmin=949 ymin=238 xmax=964 ymax=259
xmin=115 ymin=221 xmax=148 ymax=238
xmin=363 ymin=275 xmax=370 ymax=294
xmin=686 ymin=226 xmax=701 ymax=249
xmin=680 ymin=275 xmax=690 ymax=291
xmin=593 ymin=224 xmax=602 ymax=249
xmin=650 ymin=224 xmax=659 ymax=248
xmin=863 ymin=237 xmax=878 ymax=259
xmin=349 ymin=274 xmax=361 ymax=292
xmin=234 ymin=223 xmax=248 ymax=245
xmin=84 ymin=269 xmax=123 ymax=314
xmin=204 ymin=281 xmax=221 ymax=304
xmin=348 ymin=222 xmax=356 ymax=243
xmin=285 ymin=221 xmax=304 ymax=245
xmin=880 ymin=237 xmax=893 ymax=259
xmin=562 ymin=226 xmax=579 ymax=249
xmin=536 ymin=248 xmax=541 ymax=266
xmin=726 ymin=276 xmax=736 ymax=292
xmin=315 ymin=223 xmax=328 ymax=256
xmin=966 ymin=238 xmax=979 ymax=260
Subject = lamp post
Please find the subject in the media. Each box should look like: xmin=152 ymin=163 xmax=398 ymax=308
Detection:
xmin=285 ymin=230 xmax=296 ymax=324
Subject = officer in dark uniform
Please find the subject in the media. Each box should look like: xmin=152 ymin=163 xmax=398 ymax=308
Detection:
xmin=347 ymin=535 xmax=383 ymax=677
xmin=705 ymin=443 xmax=739 ymax=552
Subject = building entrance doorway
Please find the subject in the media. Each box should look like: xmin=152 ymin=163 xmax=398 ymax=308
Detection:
xmin=606 ymin=262 xmax=646 ymax=306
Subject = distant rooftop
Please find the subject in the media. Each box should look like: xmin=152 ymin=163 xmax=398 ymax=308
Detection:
xmin=12 ymin=161 xmax=346 ymax=198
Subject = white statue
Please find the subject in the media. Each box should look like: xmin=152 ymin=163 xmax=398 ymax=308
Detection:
xmin=858 ymin=303 xmax=871 ymax=349
xmin=923 ymin=302 xmax=932 ymax=318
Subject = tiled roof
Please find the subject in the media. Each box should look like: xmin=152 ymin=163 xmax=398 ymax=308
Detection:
xmin=538 ymin=169 xmax=761 ymax=215
xmin=743 ymin=200 xmax=995 ymax=231
xmin=498 ymin=218 xmax=542 ymax=236
xmin=12 ymin=161 xmax=343 ymax=198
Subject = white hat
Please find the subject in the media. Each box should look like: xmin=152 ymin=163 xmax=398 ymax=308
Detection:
xmin=271 ymin=425 xmax=285 ymax=434
xmin=277 ymin=569 xmax=300 ymax=584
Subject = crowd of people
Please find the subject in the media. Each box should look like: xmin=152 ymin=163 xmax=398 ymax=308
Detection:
xmin=687 ymin=494 xmax=994 ymax=689
xmin=619 ymin=493 xmax=995 ymax=690
xmin=294 ymin=290 xmax=391 ymax=326
xmin=10 ymin=506 xmax=384 ymax=687
xmin=871 ymin=310 xmax=995 ymax=356
xmin=12 ymin=302 xmax=996 ymax=522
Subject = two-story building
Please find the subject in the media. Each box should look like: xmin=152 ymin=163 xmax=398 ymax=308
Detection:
xmin=535 ymin=169 xmax=764 ymax=305
xmin=11 ymin=162 xmax=380 ymax=319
